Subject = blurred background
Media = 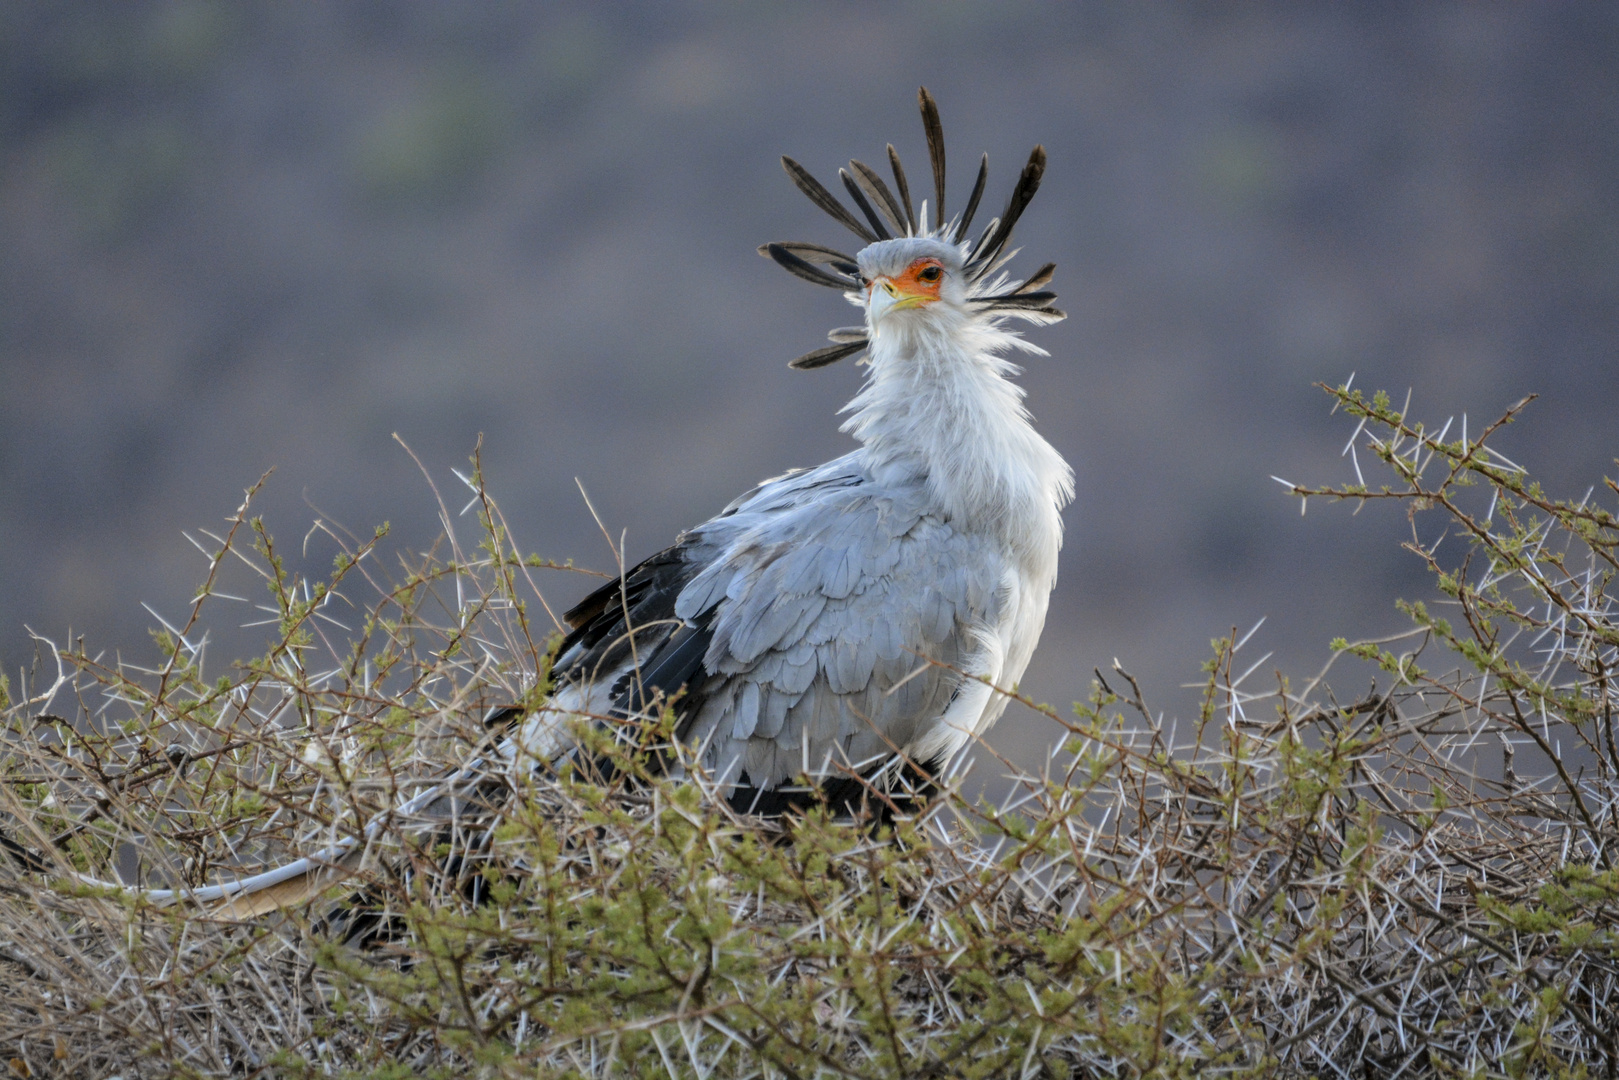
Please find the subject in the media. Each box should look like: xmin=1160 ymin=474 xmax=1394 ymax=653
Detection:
xmin=2 ymin=2 xmax=1616 ymax=770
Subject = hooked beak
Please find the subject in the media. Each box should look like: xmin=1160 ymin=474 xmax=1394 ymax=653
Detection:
xmin=867 ymin=275 xmax=935 ymax=322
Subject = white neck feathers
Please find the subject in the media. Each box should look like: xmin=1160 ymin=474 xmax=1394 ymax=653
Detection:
xmin=840 ymin=311 xmax=1073 ymax=575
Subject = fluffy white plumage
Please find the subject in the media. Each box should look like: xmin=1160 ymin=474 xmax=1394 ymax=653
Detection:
xmin=820 ymin=236 xmax=1072 ymax=767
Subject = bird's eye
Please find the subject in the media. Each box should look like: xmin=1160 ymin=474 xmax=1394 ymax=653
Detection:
xmin=918 ymin=265 xmax=942 ymax=282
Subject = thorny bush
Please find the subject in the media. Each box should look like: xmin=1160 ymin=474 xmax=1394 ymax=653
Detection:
xmin=3 ymin=387 xmax=1619 ymax=1079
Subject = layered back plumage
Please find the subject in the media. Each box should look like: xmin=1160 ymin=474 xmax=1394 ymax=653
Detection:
xmin=762 ymin=87 xmax=1066 ymax=370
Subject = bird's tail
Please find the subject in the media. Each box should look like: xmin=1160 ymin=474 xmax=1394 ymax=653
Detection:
xmin=213 ymin=846 xmax=367 ymax=919
xmin=1 ymin=705 xmax=529 ymax=922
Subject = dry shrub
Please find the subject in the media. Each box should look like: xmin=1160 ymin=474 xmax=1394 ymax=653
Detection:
xmin=2 ymin=387 xmax=1618 ymax=1079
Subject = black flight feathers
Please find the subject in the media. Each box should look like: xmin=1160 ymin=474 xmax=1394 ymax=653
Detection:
xmin=762 ymin=86 xmax=1060 ymax=370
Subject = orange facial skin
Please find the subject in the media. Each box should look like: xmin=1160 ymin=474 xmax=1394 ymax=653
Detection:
xmin=870 ymin=257 xmax=946 ymax=309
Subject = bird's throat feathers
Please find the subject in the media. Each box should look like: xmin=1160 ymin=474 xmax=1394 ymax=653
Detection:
xmin=840 ymin=316 xmax=1073 ymax=568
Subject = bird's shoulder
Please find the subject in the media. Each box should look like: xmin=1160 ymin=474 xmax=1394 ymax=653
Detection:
xmin=556 ymin=454 xmax=869 ymax=641
xmin=676 ymin=455 xmax=1000 ymax=620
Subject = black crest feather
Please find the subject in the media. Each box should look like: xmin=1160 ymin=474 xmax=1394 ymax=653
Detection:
xmin=839 ymin=169 xmax=893 ymax=241
xmin=966 ymin=145 xmax=1046 ymax=279
xmin=971 ymin=262 xmax=1064 ymax=321
xmin=953 ymin=154 xmax=989 ymax=243
xmin=848 ymin=160 xmax=908 ymax=237
xmin=781 ymin=157 xmax=875 ymax=244
xmin=758 ymin=242 xmax=860 ymax=276
xmin=886 ymin=144 xmax=916 ymax=234
xmin=918 ymin=87 xmax=947 ymax=229
xmin=1012 ymin=262 xmax=1056 ymax=294
xmin=763 ymin=243 xmax=856 ymax=289
xmin=974 ymin=291 xmax=1058 ymax=310
xmin=789 ymin=340 xmax=866 ymax=370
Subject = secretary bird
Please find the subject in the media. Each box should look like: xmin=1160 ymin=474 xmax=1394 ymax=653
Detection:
xmin=4 ymin=87 xmax=1072 ymax=916
xmin=514 ymin=86 xmax=1071 ymax=815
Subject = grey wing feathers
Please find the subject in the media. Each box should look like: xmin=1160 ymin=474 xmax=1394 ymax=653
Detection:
xmin=674 ymin=475 xmax=1002 ymax=792
xmin=536 ymin=454 xmax=1000 ymax=805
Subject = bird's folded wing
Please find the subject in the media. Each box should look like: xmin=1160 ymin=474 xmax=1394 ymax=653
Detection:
xmin=510 ymin=461 xmax=1005 ymax=799
xmin=674 ymin=480 xmax=1004 ymax=792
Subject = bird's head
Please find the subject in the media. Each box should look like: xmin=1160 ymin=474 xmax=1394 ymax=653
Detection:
xmin=762 ymin=87 xmax=1063 ymax=370
xmin=856 ymin=237 xmax=967 ymax=328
